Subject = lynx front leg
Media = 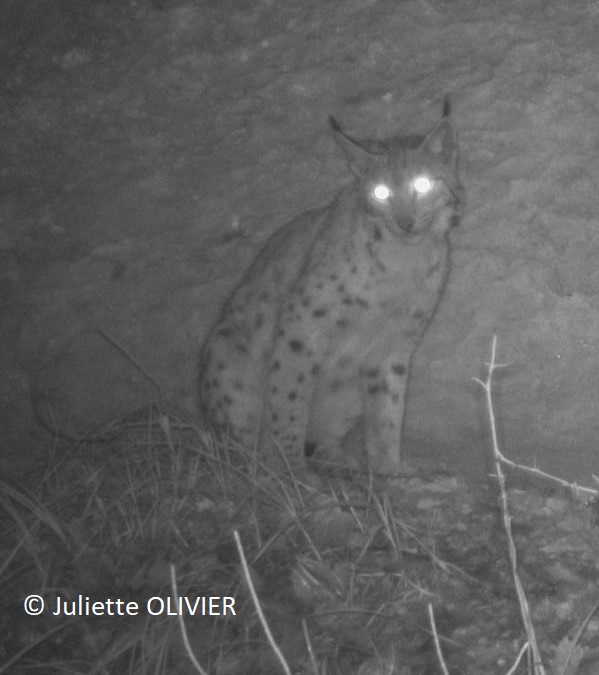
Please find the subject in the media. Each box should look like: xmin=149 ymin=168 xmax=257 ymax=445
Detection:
xmin=359 ymin=355 xmax=411 ymax=476
xmin=260 ymin=336 xmax=320 ymax=473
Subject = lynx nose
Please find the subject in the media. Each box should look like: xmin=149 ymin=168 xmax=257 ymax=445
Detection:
xmin=397 ymin=218 xmax=414 ymax=233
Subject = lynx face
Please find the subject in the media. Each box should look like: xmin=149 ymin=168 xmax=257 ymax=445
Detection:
xmin=331 ymin=114 xmax=461 ymax=237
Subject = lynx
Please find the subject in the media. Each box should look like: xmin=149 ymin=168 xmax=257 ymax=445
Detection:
xmin=198 ymin=102 xmax=462 ymax=477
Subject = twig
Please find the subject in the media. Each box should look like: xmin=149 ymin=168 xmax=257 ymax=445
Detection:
xmin=474 ymin=335 xmax=546 ymax=675
xmin=169 ymin=563 xmax=209 ymax=675
xmin=233 ymin=530 xmax=292 ymax=675
xmin=427 ymin=604 xmax=449 ymax=675
xmin=97 ymin=327 xmax=176 ymax=449
xmin=302 ymin=619 xmax=320 ymax=675
xmin=472 ymin=337 xmax=595 ymax=500
xmin=505 ymin=641 xmax=530 ymax=675
xmin=487 ymin=451 xmax=596 ymax=501
xmin=96 ymin=327 xmax=166 ymax=408
xmin=561 ymin=600 xmax=599 ymax=675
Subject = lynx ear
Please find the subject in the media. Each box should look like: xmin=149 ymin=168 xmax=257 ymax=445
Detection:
xmin=329 ymin=116 xmax=373 ymax=176
xmin=419 ymin=118 xmax=457 ymax=167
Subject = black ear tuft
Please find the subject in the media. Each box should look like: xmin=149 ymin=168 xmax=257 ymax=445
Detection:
xmin=328 ymin=115 xmax=343 ymax=133
xmin=420 ymin=118 xmax=457 ymax=166
xmin=442 ymin=95 xmax=451 ymax=119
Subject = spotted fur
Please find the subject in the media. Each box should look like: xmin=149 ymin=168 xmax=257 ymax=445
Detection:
xmin=199 ymin=103 xmax=462 ymax=476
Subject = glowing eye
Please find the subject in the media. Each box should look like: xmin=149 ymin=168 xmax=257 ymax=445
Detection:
xmin=413 ymin=175 xmax=433 ymax=195
xmin=372 ymin=184 xmax=391 ymax=201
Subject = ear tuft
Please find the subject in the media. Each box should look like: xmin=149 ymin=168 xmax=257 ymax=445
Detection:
xmin=442 ymin=95 xmax=451 ymax=119
xmin=420 ymin=118 xmax=457 ymax=166
xmin=329 ymin=116 xmax=373 ymax=176
xmin=328 ymin=115 xmax=343 ymax=133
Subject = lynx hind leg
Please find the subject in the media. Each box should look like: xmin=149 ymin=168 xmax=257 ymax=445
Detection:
xmin=359 ymin=355 xmax=411 ymax=476
xmin=199 ymin=325 xmax=264 ymax=448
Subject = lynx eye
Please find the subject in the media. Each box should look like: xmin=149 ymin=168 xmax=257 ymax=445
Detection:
xmin=413 ymin=175 xmax=433 ymax=195
xmin=372 ymin=184 xmax=391 ymax=202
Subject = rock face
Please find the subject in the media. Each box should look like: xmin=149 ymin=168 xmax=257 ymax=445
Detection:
xmin=408 ymin=252 xmax=599 ymax=482
xmin=406 ymin=105 xmax=599 ymax=482
xmin=3 ymin=0 xmax=599 ymax=485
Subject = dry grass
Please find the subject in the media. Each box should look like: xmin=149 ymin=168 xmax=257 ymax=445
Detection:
xmin=2 ymin=340 xmax=599 ymax=674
